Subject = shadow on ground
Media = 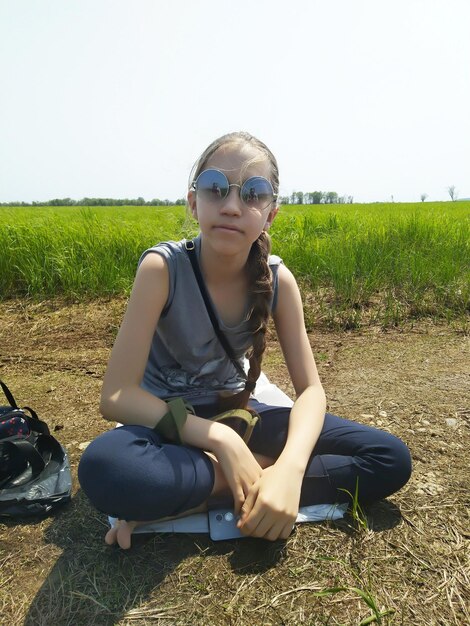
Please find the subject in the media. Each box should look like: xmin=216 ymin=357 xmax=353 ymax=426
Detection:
xmin=1 ymin=489 xmax=405 ymax=625
xmin=12 ymin=490 xmax=286 ymax=624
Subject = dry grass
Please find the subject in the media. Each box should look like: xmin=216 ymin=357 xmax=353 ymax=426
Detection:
xmin=0 ymin=299 xmax=469 ymax=625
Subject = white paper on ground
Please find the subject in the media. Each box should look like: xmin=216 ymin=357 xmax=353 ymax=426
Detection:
xmin=108 ymin=503 xmax=347 ymax=535
xmin=295 ymin=502 xmax=348 ymax=522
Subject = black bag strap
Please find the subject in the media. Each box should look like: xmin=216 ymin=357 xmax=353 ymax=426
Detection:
xmin=0 ymin=439 xmax=46 ymax=476
xmin=0 ymin=380 xmax=18 ymax=409
xmin=0 ymin=434 xmax=65 ymax=492
xmin=21 ymin=407 xmax=50 ymax=436
xmin=184 ymin=240 xmax=255 ymax=391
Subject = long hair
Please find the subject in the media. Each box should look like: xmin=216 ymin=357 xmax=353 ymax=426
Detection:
xmin=189 ymin=132 xmax=279 ymax=410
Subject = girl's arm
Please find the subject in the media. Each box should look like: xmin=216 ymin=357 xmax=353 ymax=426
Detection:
xmin=99 ymin=252 xmax=171 ymax=426
xmin=238 ymin=263 xmax=326 ymax=539
xmin=100 ymin=252 xmax=262 ymax=509
xmin=271 ymin=263 xmax=326 ymax=470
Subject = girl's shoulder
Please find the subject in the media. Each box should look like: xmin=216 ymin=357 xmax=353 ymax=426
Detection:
xmin=138 ymin=239 xmax=189 ymax=268
xmin=137 ymin=239 xmax=193 ymax=315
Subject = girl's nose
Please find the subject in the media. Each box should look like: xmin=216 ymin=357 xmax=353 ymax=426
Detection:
xmin=220 ymin=185 xmax=243 ymax=216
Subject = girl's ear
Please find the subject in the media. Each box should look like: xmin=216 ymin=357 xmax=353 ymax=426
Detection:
xmin=264 ymin=206 xmax=279 ymax=230
xmin=188 ymin=190 xmax=198 ymax=220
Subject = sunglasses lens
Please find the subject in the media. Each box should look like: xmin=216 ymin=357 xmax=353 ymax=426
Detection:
xmin=241 ymin=177 xmax=274 ymax=210
xmin=195 ymin=169 xmax=229 ymax=201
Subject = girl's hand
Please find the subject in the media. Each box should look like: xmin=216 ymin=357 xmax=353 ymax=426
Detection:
xmin=211 ymin=426 xmax=263 ymax=515
xmin=237 ymin=462 xmax=302 ymax=541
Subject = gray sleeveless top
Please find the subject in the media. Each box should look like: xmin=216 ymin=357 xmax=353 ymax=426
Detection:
xmin=139 ymin=235 xmax=282 ymax=405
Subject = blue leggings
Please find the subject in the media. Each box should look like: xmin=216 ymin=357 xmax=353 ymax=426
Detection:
xmin=78 ymin=400 xmax=412 ymax=521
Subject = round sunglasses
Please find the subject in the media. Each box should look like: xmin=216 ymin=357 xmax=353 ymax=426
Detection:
xmin=191 ymin=168 xmax=277 ymax=211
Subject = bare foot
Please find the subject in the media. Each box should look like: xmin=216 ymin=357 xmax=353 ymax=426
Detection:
xmin=105 ymin=519 xmax=140 ymax=549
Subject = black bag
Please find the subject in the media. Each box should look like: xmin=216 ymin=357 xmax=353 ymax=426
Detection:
xmin=0 ymin=379 xmax=72 ymax=517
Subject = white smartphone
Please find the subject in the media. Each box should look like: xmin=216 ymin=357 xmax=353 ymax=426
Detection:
xmin=208 ymin=508 xmax=245 ymax=541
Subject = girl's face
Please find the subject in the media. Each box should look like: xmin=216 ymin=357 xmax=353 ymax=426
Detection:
xmin=188 ymin=144 xmax=278 ymax=256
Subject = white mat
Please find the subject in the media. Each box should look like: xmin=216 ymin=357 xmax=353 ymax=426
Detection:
xmin=108 ymin=503 xmax=347 ymax=535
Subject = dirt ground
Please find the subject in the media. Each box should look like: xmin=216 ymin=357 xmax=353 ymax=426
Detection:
xmin=0 ymin=299 xmax=469 ymax=626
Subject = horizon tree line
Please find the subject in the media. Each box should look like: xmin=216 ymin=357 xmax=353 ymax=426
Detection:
xmin=0 ymin=191 xmax=351 ymax=207
xmin=280 ymin=191 xmax=353 ymax=204
xmin=0 ymin=186 xmax=463 ymax=207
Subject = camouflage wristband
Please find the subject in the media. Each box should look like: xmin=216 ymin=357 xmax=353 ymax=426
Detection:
xmin=153 ymin=398 xmax=191 ymax=444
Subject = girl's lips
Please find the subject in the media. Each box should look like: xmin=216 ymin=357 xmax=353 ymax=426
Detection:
xmin=213 ymin=225 xmax=242 ymax=233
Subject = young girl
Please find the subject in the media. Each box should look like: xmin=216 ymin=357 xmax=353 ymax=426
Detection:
xmin=78 ymin=131 xmax=411 ymax=549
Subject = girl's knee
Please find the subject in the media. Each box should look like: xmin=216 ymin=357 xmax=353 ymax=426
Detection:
xmin=359 ymin=431 xmax=412 ymax=502
xmin=78 ymin=427 xmax=146 ymax=507
xmin=383 ymin=434 xmax=412 ymax=495
xmin=78 ymin=426 xmax=215 ymax=520
xmin=78 ymin=433 xmax=119 ymax=501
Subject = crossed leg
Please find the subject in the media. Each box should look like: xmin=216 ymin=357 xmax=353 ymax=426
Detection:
xmin=104 ymin=451 xmax=275 ymax=549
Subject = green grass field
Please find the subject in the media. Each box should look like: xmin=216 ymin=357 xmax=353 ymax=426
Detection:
xmin=1 ymin=202 xmax=469 ymax=328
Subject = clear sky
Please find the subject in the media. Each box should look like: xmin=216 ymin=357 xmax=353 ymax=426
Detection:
xmin=1 ymin=0 xmax=469 ymax=204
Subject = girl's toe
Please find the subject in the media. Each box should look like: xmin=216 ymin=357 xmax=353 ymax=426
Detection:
xmin=116 ymin=521 xmax=136 ymax=549
xmin=105 ymin=525 xmax=119 ymax=545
